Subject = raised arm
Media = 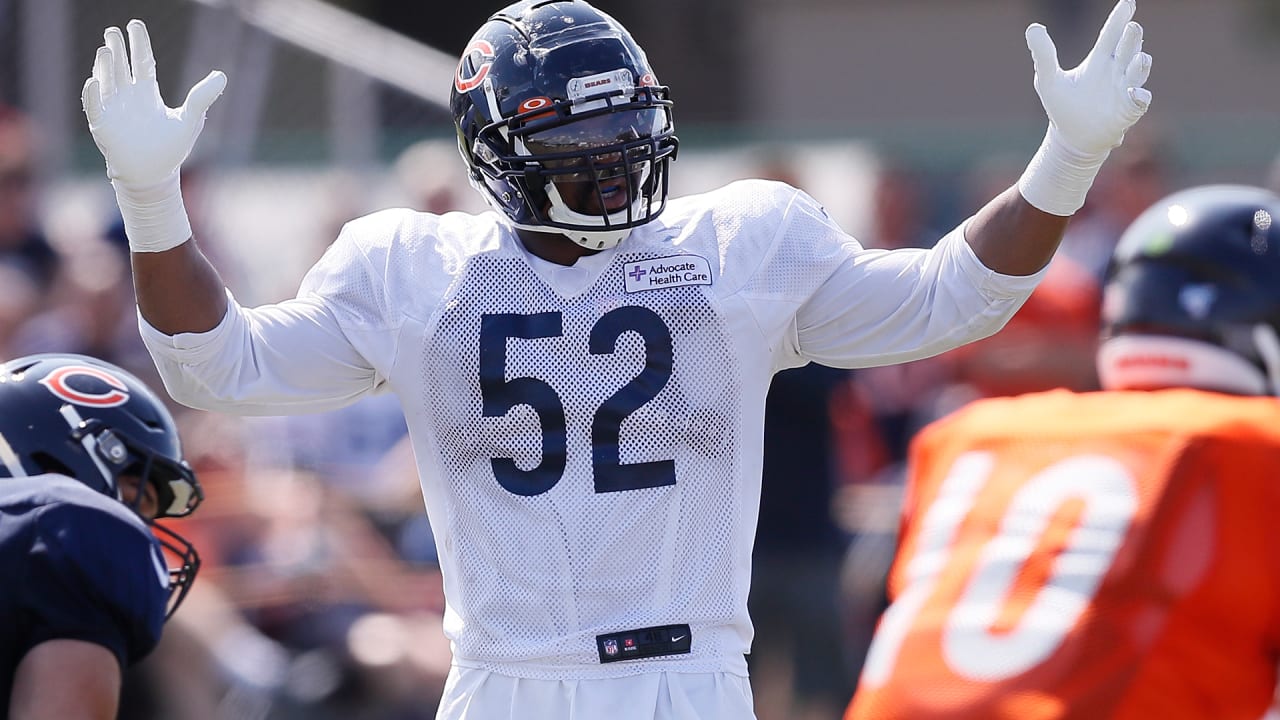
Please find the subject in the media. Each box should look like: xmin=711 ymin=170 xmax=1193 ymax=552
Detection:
xmin=966 ymin=0 xmax=1152 ymax=276
xmin=82 ymin=20 xmax=229 ymax=335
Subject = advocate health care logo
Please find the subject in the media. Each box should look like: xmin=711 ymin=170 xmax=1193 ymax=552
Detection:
xmin=624 ymin=255 xmax=713 ymax=293
xmin=39 ymin=365 xmax=131 ymax=408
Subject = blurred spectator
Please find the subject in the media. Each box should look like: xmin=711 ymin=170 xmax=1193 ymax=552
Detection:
xmin=392 ymin=138 xmax=487 ymax=215
xmin=250 ymin=393 xmax=411 ymax=505
xmin=750 ymin=364 xmax=859 ymax=720
xmin=366 ymin=432 xmax=444 ymax=570
xmin=867 ymin=159 xmax=942 ymax=250
xmin=0 ymin=264 xmax=40 ymax=359
xmin=826 ymin=361 xmax=954 ymax=696
xmin=205 ymin=469 xmax=448 ymax=719
xmin=0 ymin=106 xmax=60 ymax=292
xmin=120 ymin=580 xmax=289 ymax=720
xmin=7 ymin=230 xmax=155 ymax=381
xmin=752 ymin=145 xmax=805 ymax=190
xmin=746 ymin=154 xmax=858 ymax=720
xmin=820 ymin=159 xmax=954 ymax=695
xmin=0 ymin=106 xmax=62 ymax=358
xmin=113 ymin=407 xmax=451 ymax=719
xmin=826 ymin=155 xmax=959 ymax=476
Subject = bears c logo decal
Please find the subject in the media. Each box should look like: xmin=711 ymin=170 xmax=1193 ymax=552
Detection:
xmin=39 ymin=365 xmax=130 ymax=408
xmin=455 ymin=40 xmax=496 ymax=93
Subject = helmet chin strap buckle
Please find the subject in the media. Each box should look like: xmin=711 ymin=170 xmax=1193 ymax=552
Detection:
xmin=566 ymin=227 xmax=631 ymax=251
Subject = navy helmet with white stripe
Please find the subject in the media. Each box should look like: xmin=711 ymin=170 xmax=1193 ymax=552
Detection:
xmin=450 ymin=0 xmax=679 ymax=251
xmin=0 ymin=353 xmax=202 ymax=615
xmin=1099 ymin=185 xmax=1280 ymax=395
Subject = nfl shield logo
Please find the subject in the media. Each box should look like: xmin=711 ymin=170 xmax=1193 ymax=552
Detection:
xmin=604 ymin=639 xmax=619 ymax=656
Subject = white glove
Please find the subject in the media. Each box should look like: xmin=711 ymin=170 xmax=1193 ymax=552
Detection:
xmin=82 ymin=19 xmax=227 ymax=252
xmin=1018 ymin=0 xmax=1153 ymax=216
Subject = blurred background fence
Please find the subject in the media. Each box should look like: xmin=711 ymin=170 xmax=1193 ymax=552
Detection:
xmin=8 ymin=0 xmax=1280 ymax=172
xmin=4 ymin=0 xmax=1280 ymax=296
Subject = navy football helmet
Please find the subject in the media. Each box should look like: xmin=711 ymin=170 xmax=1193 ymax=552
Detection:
xmin=450 ymin=0 xmax=678 ymax=250
xmin=0 ymin=353 xmax=203 ymax=616
xmin=1099 ymin=184 xmax=1280 ymax=395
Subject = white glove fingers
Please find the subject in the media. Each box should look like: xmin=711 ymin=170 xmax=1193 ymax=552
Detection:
xmin=1114 ymin=21 xmax=1143 ymax=65
xmin=1025 ymin=24 xmax=1061 ymax=77
xmin=1092 ymin=0 xmax=1137 ymax=59
xmin=94 ymin=47 xmax=116 ymax=99
xmin=1125 ymin=51 xmax=1152 ymax=89
xmin=182 ymin=70 xmax=228 ymax=120
xmin=1129 ymin=87 xmax=1152 ymax=112
xmin=81 ymin=77 xmax=104 ymax=126
xmin=104 ymin=27 xmax=132 ymax=85
xmin=127 ymin=19 xmax=157 ymax=81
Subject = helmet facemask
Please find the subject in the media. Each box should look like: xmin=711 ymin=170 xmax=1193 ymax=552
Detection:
xmin=451 ymin=1 xmax=680 ymax=251
xmin=0 ymin=354 xmax=206 ymax=618
xmin=473 ymin=81 xmax=677 ymax=250
xmin=72 ymin=415 xmax=204 ymax=618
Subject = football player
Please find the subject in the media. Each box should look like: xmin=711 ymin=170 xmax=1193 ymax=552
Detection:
xmin=0 ymin=353 xmax=202 ymax=720
xmin=845 ymin=184 xmax=1280 ymax=719
xmin=81 ymin=1 xmax=1151 ymax=717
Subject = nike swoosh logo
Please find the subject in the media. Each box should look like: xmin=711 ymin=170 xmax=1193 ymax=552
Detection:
xmin=671 ymin=635 xmax=686 ymax=642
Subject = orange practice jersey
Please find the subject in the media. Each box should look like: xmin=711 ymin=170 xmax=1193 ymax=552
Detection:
xmin=847 ymin=388 xmax=1280 ymax=720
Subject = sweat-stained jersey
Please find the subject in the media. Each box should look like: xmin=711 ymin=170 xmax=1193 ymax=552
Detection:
xmin=140 ymin=179 xmax=1043 ymax=679
xmin=847 ymin=388 xmax=1280 ymax=720
xmin=0 ymin=474 xmax=168 ymax=711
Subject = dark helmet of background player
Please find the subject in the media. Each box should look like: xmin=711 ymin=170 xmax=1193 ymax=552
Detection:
xmin=450 ymin=0 xmax=679 ymax=251
xmin=0 ymin=353 xmax=203 ymax=615
xmin=1098 ymin=184 xmax=1280 ymax=395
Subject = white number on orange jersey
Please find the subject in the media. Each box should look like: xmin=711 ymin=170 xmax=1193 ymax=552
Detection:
xmin=861 ymin=451 xmax=1138 ymax=685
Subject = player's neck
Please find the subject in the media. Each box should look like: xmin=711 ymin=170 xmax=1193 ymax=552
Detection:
xmin=515 ymin=228 xmax=602 ymax=266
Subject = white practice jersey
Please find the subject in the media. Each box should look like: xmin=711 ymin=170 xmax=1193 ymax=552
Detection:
xmin=141 ymin=179 xmax=1043 ymax=679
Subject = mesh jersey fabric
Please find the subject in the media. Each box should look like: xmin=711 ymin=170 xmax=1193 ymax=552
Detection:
xmin=848 ymin=388 xmax=1280 ymax=720
xmin=140 ymin=179 xmax=1042 ymax=679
